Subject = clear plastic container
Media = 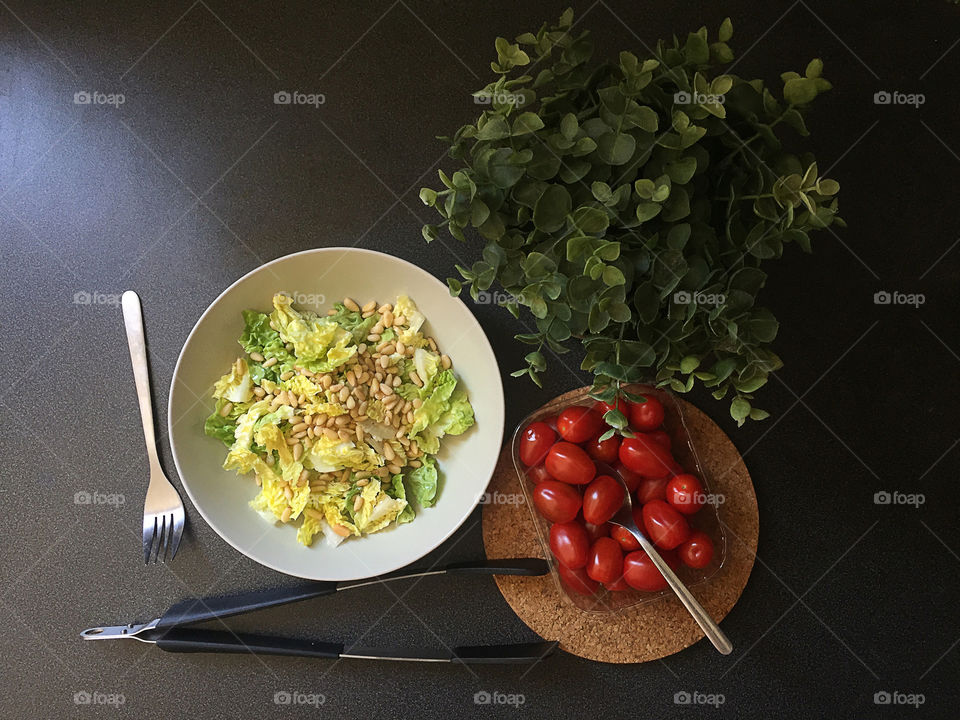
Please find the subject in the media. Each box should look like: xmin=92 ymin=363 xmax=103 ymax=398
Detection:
xmin=511 ymin=385 xmax=727 ymax=614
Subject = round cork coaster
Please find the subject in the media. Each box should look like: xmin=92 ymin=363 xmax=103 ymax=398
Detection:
xmin=482 ymin=388 xmax=758 ymax=663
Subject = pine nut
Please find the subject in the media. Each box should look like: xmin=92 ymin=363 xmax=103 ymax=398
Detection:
xmin=321 ymin=375 xmax=333 ymax=389
xmin=378 ymin=303 xmax=392 ymax=313
xmin=406 ymin=410 xmax=415 ymax=424
xmin=409 ymin=371 xmax=423 ymax=387
xmin=367 ymin=333 xmax=381 ymax=343
xmin=412 ymin=398 xmax=423 ymax=408
xmin=410 ymin=440 xmax=419 ymax=456
xmin=339 ymin=386 xmax=350 ymax=402
xmin=329 ymin=383 xmax=343 ymax=392
xmin=253 ymin=386 xmax=266 ymax=397
xmin=331 ymin=523 xmax=351 ymax=537
xmin=314 ymin=413 xmax=327 ymax=425
xmin=371 ymin=321 xmax=384 ymax=334
xmin=323 ymin=428 xmax=339 ymax=440
xmin=395 ymin=427 xmax=405 ymax=439
xmin=284 ymin=486 xmax=294 ymax=500
xmin=249 ymin=352 xmax=265 ymax=362
xmin=344 ymin=297 xmax=360 ymax=312
xmin=338 ymin=429 xmax=352 ymax=441
xmin=383 ymin=443 xmax=395 ymax=461
xmin=335 ymin=415 xmax=351 ymax=426
xmin=362 ymin=300 xmax=377 ymax=313
xmin=358 ymin=343 xmax=368 ymax=355
xmin=293 ymin=443 xmax=304 ymax=462
xmin=265 ymin=454 xmax=275 ymax=466
xmin=380 ymin=384 xmax=393 ymax=396
xmin=219 ymin=402 xmax=233 ymax=417
xmin=396 ymin=341 xmax=405 ymax=355
xmin=356 ymin=426 xmax=365 ymax=443
xmin=356 ymin=478 xmax=370 ymax=486
xmin=387 ymin=463 xmax=402 ymax=474
xmin=255 ymin=473 xmax=262 ymax=486
xmin=292 ymin=422 xmax=308 ymax=433
xmin=346 ymin=396 xmax=357 ymax=410
xmin=427 ymin=337 xmax=438 ymax=351
xmin=263 ymin=357 xmax=278 ymax=367
xmin=409 ymin=459 xmax=421 ymax=468
xmin=280 ymin=370 xmax=294 ymax=380
xmin=286 ymin=437 xmax=300 ymax=445
xmin=353 ymin=495 xmax=364 ymax=512
xmin=382 ymin=310 xmax=394 ymax=327
xmin=379 ymin=355 xmax=390 ymax=369
xmin=441 ymin=354 xmax=452 ymax=369
xmin=391 ymin=375 xmax=401 ymax=387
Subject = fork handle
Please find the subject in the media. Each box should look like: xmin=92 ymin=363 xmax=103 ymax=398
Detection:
xmin=633 ymin=531 xmax=733 ymax=655
xmin=122 ymin=291 xmax=160 ymax=469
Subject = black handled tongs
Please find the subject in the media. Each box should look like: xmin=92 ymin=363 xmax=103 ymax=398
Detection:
xmin=82 ymin=558 xmax=557 ymax=664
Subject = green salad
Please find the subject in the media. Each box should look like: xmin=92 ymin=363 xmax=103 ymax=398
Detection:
xmin=204 ymin=293 xmax=475 ymax=548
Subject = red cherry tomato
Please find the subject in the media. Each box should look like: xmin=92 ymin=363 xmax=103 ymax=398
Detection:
xmin=549 ymin=521 xmax=590 ymax=569
xmin=595 ymin=397 xmax=629 ymax=415
xmin=556 ymin=406 xmax=604 ymax=444
xmin=519 ymin=421 xmax=557 ymax=466
xmin=636 ymin=476 xmax=668 ymax=505
xmin=666 ymin=474 xmax=704 ymax=515
xmin=605 ymin=575 xmax=631 ymax=591
xmin=641 ymin=499 xmax=691 ymax=550
xmin=541 ymin=414 xmax=559 ymax=431
xmin=610 ymin=524 xmax=641 ymax=551
xmin=678 ymin=531 xmax=714 ymax=569
xmin=532 ymin=480 xmax=581 ymax=523
xmin=644 ymin=430 xmax=671 ymax=450
xmin=585 ymin=433 xmax=620 ymax=464
xmin=558 ymin=563 xmax=599 ymax=595
xmin=526 ymin=464 xmax=552 ymax=484
xmin=619 ymin=435 xmax=675 ymax=478
xmin=545 ymin=442 xmax=596 ymax=485
xmin=623 ymin=550 xmax=668 ymax=591
xmin=629 ymin=395 xmax=665 ymax=432
xmin=585 ymin=537 xmax=624 ymax=585
xmin=582 ymin=475 xmax=625 ymax=525
xmin=613 ymin=462 xmax=643 ymax=493
xmin=583 ymin=519 xmax=610 ymax=542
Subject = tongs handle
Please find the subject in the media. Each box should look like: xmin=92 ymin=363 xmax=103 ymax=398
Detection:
xmin=156 ymin=628 xmax=343 ymax=658
xmin=156 ymin=583 xmax=337 ymax=631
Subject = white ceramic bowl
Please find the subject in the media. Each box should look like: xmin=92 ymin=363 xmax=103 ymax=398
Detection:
xmin=168 ymin=248 xmax=504 ymax=580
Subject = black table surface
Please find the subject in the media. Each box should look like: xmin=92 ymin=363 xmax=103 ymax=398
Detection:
xmin=2 ymin=1 xmax=958 ymax=717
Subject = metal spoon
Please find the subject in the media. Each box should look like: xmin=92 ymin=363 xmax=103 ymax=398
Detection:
xmin=608 ymin=471 xmax=733 ymax=655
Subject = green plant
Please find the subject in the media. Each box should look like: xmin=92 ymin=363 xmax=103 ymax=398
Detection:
xmin=419 ymin=10 xmax=842 ymax=426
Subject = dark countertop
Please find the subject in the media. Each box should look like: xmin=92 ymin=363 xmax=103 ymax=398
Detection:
xmin=1 ymin=1 xmax=958 ymax=717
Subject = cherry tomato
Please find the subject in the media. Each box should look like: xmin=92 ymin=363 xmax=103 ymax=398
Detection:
xmin=610 ymin=524 xmax=641 ymax=551
xmin=558 ymin=563 xmax=599 ymax=595
xmin=519 ymin=421 xmax=557 ymax=466
xmin=666 ymin=474 xmax=704 ymax=515
xmin=532 ymin=480 xmax=581 ymax=523
xmin=645 ymin=429 xmax=671 ymax=450
xmin=678 ymin=531 xmax=714 ymax=569
xmin=582 ymin=475 xmax=625 ymax=525
xmin=641 ymin=499 xmax=691 ymax=550
xmin=614 ymin=462 xmax=643 ymax=493
xmin=549 ymin=521 xmax=590 ymax=569
xmin=623 ymin=550 xmax=668 ymax=591
xmin=585 ymin=433 xmax=620 ymax=464
xmin=541 ymin=414 xmax=559 ymax=431
xmin=526 ymin=464 xmax=552 ymax=484
xmin=605 ymin=575 xmax=631 ymax=592
xmin=636 ymin=476 xmax=668 ymax=505
xmin=556 ymin=406 xmax=604 ymax=444
xmin=583 ymin=519 xmax=611 ymax=542
xmin=545 ymin=442 xmax=596 ymax=485
xmin=629 ymin=395 xmax=665 ymax=432
xmin=586 ymin=537 xmax=624 ymax=585
xmin=595 ymin=397 xmax=629 ymax=416
xmin=619 ymin=435 xmax=675 ymax=478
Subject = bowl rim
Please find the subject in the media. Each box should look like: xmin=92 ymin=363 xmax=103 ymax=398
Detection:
xmin=167 ymin=246 xmax=504 ymax=580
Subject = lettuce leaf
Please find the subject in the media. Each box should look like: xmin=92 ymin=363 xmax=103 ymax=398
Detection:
xmin=238 ymin=310 xmax=294 ymax=383
xmin=327 ymin=302 xmax=378 ymax=344
xmin=386 ymin=473 xmax=416 ymax=524
xmin=204 ymin=397 xmax=245 ymax=447
xmin=213 ymin=358 xmax=253 ymax=403
xmin=270 ymin=294 xmax=356 ymax=370
xmin=405 ymin=456 xmax=438 ymax=508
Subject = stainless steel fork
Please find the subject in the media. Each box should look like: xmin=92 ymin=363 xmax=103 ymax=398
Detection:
xmin=121 ymin=290 xmax=185 ymax=564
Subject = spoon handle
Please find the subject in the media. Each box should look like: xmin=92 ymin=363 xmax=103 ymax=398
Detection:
xmin=634 ymin=530 xmax=733 ymax=655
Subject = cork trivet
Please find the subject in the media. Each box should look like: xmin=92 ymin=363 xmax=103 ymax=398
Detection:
xmin=482 ymin=388 xmax=758 ymax=663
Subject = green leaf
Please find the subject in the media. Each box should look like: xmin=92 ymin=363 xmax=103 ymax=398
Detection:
xmin=419 ymin=188 xmax=437 ymax=206
xmin=532 ymin=185 xmax=572 ymax=232
xmin=597 ymin=132 xmax=636 ymax=165
xmin=680 ymin=356 xmax=700 ymax=374
xmin=665 ymin=156 xmax=697 ymax=184
xmin=601 ymin=265 xmax=625 ymax=286
xmin=730 ymin=396 xmax=751 ymax=425
xmin=805 ymin=58 xmax=823 ymax=79
xmin=572 ymin=206 xmax=609 ymax=233
xmin=476 ymin=115 xmax=511 ymax=140
xmin=718 ymin=17 xmax=733 ymax=42
xmin=783 ymin=77 xmax=818 ymax=105
xmin=512 ymin=112 xmax=545 ymax=136
xmin=636 ymin=202 xmax=661 ymax=222
xmin=749 ymin=408 xmax=771 ymax=421
xmin=560 ymin=113 xmax=579 ymax=140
